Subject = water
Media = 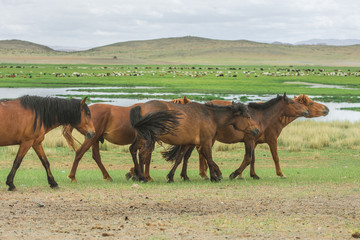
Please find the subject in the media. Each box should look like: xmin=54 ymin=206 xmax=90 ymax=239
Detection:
xmin=0 ymin=87 xmax=359 ymax=122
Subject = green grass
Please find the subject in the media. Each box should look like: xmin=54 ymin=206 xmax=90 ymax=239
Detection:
xmin=1 ymin=63 xmax=360 ymax=102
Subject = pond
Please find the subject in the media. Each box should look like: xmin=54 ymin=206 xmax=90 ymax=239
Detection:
xmin=0 ymin=87 xmax=359 ymax=122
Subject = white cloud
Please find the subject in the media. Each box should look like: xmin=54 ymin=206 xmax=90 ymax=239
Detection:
xmin=0 ymin=0 xmax=360 ymax=47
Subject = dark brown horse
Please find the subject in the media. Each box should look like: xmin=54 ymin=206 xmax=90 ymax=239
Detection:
xmin=62 ymin=97 xmax=191 ymax=182
xmin=1 ymin=95 xmax=95 ymax=191
xmin=166 ymin=93 xmax=310 ymax=180
xmin=129 ymin=100 xmax=260 ymax=182
xmin=197 ymin=94 xmax=328 ymax=179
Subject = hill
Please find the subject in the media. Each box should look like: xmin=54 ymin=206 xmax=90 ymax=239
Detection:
xmin=1 ymin=36 xmax=360 ymax=66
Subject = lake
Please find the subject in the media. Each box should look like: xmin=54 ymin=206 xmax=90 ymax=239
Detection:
xmin=0 ymin=87 xmax=359 ymax=122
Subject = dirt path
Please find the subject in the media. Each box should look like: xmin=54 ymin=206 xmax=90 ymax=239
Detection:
xmin=0 ymin=184 xmax=359 ymax=240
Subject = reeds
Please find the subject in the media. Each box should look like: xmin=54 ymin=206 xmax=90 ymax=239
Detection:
xmin=1 ymin=121 xmax=359 ymax=155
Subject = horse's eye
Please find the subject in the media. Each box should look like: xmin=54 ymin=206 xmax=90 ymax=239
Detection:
xmin=310 ymin=102 xmax=314 ymax=106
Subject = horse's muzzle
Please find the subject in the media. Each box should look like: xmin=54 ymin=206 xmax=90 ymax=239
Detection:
xmin=302 ymin=109 xmax=310 ymax=117
xmin=251 ymin=128 xmax=260 ymax=137
xmin=86 ymin=131 xmax=95 ymax=139
xmin=323 ymin=106 xmax=330 ymax=116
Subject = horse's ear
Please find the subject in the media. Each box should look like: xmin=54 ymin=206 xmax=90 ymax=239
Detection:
xmin=184 ymin=96 xmax=190 ymax=103
xmin=80 ymin=97 xmax=88 ymax=106
xmin=283 ymin=92 xmax=287 ymax=98
xmin=294 ymin=96 xmax=297 ymax=99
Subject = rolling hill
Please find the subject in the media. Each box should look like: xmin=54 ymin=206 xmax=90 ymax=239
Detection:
xmin=1 ymin=36 xmax=360 ymax=66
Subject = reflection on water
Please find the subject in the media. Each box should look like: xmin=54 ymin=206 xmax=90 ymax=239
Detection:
xmin=0 ymin=87 xmax=359 ymax=122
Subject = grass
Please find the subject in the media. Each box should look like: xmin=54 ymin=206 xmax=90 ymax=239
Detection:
xmin=1 ymin=63 xmax=360 ymax=102
xmin=0 ymin=120 xmax=359 ymax=190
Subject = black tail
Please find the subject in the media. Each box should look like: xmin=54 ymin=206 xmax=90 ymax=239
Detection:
xmin=130 ymin=106 xmax=181 ymax=147
xmin=162 ymin=145 xmax=195 ymax=162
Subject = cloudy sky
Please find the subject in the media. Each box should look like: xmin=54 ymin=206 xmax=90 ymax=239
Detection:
xmin=1 ymin=0 xmax=360 ymax=49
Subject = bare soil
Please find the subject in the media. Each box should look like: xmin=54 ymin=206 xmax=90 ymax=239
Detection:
xmin=0 ymin=183 xmax=359 ymax=240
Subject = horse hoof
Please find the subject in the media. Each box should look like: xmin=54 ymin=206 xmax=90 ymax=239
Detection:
xmin=146 ymin=177 xmax=154 ymax=182
xmin=183 ymin=177 xmax=190 ymax=181
xmin=51 ymin=185 xmax=60 ymax=190
xmin=251 ymin=175 xmax=260 ymax=180
xmin=218 ymin=175 xmax=223 ymax=180
xmin=229 ymin=172 xmax=237 ymax=180
xmin=106 ymin=177 xmax=113 ymax=182
xmin=125 ymin=172 xmax=132 ymax=181
xmin=210 ymin=177 xmax=220 ymax=182
xmin=8 ymin=186 xmax=17 ymax=191
xmin=132 ymin=176 xmax=139 ymax=182
xmin=68 ymin=176 xmax=77 ymax=183
xmin=167 ymin=179 xmax=174 ymax=183
xmin=280 ymin=175 xmax=287 ymax=179
xmin=238 ymin=176 xmax=245 ymax=180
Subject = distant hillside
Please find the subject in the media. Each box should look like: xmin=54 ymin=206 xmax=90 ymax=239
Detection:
xmin=1 ymin=36 xmax=360 ymax=66
xmin=295 ymin=39 xmax=360 ymax=46
xmin=0 ymin=39 xmax=56 ymax=55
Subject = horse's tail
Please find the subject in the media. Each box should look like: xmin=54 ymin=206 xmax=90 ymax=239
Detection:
xmin=162 ymin=145 xmax=182 ymax=162
xmin=162 ymin=145 xmax=195 ymax=162
xmin=62 ymin=125 xmax=79 ymax=151
xmin=130 ymin=106 xmax=181 ymax=147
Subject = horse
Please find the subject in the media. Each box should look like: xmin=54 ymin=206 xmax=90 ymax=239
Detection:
xmin=129 ymin=100 xmax=260 ymax=182
xmin=62 ymin=97 xmax=191 ymax=183
xmin=164 ymin=93 xmax=310 ymax=181
xmin=1 ymin=95 xmax=95 ymax=191
xmin=197 ymin=94 xmax=329 ymax=179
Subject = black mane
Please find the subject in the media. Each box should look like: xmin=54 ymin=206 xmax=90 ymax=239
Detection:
xmin=248 ymin=95 xmax=285 ymax=110
xmin=205 ymin=101 xmax=249 ymax=116
xmin=19 ymin=95 xmax=90 ymax=131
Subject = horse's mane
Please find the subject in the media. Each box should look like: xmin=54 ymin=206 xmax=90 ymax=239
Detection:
xmin=205 ymin=101 xmax=249 ymax=116
xmin=248 ymin=95 xmax=285 ymax=110
xmin=19 ymin=95 xmax=90 ymax=131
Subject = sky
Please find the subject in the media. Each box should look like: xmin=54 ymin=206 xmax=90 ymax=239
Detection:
xmin=1 ymin=0 xmax=360 ymax=49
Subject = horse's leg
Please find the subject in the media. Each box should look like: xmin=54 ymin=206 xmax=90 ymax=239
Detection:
xmin=6 ymin=140 xmax=33 ymax=191
xmin=137 ymin=140 xmax=153 ymax=182
xmin=68 ymin=138 xmax=94 ymax=182
xmin=197 ymin=146 xmax=209 ymax=180
xmin=230 ymin=139 xmax=255 ymax=180
xmin=92 ymin=141 xmax=112 ymax=181
xmin=144 ymin=152 xmax=153 ymax=182
xmin=126 ymin=142 xmax=138 ymax=180
xmin=268 ymin=140 xmax=286 ymax=178
xmin=32 ymin=141 xmax=59 ymax=189
xmin=180 ymin=145 xmax=195 ymax=181
xmin=249 ymin=146 xmax=260 ymax=180
xmin=167 ymin=146 xmax=189 ymax=183
xmin=199 ymin=144 xmax=221 ymax=182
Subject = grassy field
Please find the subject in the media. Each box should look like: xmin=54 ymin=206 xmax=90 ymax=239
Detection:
xmin=1 ymin=63 xmax=360 ymax=103
xmin=0 ymin=122 xmax=359 ymax=239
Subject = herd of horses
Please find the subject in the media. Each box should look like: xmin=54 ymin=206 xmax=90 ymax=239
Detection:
xmin=1 ymin=93 xmax=329 ymax=191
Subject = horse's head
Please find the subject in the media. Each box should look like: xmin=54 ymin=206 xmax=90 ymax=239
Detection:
xmin=170 ymin=96 xmax=191 ymax=104
xmin=230 ymin=103 xmax=260 ymax=137
xmin=294 ymin=94 xmax=329 ymax=117
xmin=281 ymin=93 xmax=309 ymax=117
xmin=73 ymin=97 xmax=95 ymax=139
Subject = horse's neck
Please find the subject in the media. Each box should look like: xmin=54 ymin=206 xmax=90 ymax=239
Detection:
xmin=211 ymin=108 xmax=234 ymax=128
xmin=280 ymin=116 xmax=298 ymax=127
xmin=251 ymin=103 xmax=286 ymax=129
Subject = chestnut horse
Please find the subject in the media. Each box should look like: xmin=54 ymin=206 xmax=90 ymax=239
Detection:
xmin=129 ymin=100 xmax=260 ymax=182
xmin=198 ymin=94 xmax=328 ymax=179
xmin=165 ymin=93 xmax=310 ymax=181
xmin=62 ymin=97 xmax=191 ymax=182
xmin=1 ymin=95 xmax=95 ymax=191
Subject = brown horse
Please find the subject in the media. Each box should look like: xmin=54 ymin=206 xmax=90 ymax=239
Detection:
xmin=166 ymin=93 xmax=310 ymax=180
xmin=129 ymin=100 xmax=260 ymax=182
xmin=62 ymin=97 xmax=191 ymax=182
xmin=198 ymin=94 xmax=328 ymax=179
xmin=1 ymin=95 xmax=95 ymax=191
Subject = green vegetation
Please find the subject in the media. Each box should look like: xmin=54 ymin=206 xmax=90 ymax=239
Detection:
xmin=1 ymin=63 xmax=360 ymax=102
